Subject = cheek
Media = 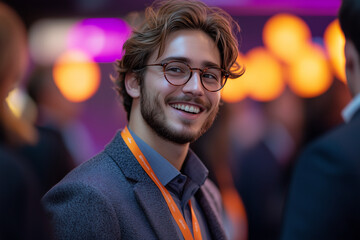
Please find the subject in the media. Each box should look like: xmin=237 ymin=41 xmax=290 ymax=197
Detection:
xmin=152 ymin=80 xmax=179 ymax=99
xmin=210 ymin=93 xmax=221 ymax=107
xmin=144 ymin=71 xmax=170 ymax=92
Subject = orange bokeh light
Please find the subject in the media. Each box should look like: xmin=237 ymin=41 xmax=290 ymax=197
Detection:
xmin=222 ymin=48 xmax=285 ymax=103
xmin=287 ymin=44 xmax=333 ymax=98
xmin=245 ymin=47 xmax=285 ymax=102
xmin=53 ymin=50 xmax=101 ymax=102
xmin=263 ymin=13 xmax=311 ymax=64
xmin=221 ymin=54 xmax=248 ymax=103
xmin=324 ymin=19 xmax=346 ymax=83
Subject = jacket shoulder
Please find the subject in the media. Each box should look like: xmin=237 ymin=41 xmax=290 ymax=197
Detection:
xmin=41 ymin=150 xmax=127 ymax=240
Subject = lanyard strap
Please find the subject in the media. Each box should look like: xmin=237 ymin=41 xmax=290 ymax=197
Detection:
xmin=121 ymin=127 xmax=202 ymax=240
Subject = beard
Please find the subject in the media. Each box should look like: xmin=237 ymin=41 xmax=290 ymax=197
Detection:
xmin=140 ymin=86 xmax=219 ymax=144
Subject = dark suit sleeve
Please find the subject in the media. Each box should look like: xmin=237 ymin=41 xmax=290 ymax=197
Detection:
xmin=42 ymin=182 xmax=121 ymax=240
xmin=280 ymin=139 xmax=360 ymax=240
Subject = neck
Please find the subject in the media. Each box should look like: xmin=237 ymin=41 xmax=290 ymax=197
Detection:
xmin=128 ymin=118 xmax=189 ymax=171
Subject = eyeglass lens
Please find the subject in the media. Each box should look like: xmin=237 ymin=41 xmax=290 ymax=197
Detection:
xmin=163 ymin=61 xmax=225 ymax=91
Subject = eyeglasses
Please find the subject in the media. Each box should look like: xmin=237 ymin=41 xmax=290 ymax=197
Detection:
xmin=145 ymin=60 xmax=230 ymax=92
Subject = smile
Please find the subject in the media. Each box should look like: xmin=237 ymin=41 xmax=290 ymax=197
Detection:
xmin=171 ymin=104 xmax=200 ymax=114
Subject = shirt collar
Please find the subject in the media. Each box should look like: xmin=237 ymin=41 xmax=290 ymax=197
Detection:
xmin=127 ymin=127 xmax=208 ymax=187
xmin=165 ymin=149 xmax=209 ymax=206
xmin=181 ymin=149 xmax=208 ymax=187
xmin=342 ymin=93 xmax=360 ymax=123
xmin=128 ymin=126 xmax=180 ymax=186
xmin=128 ymin=127 xmax=179 ymax=186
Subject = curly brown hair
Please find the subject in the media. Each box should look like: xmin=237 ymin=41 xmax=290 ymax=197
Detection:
xmin=114 ymin=0 xmax=244 ymax=120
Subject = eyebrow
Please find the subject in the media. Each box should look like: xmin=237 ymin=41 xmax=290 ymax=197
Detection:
xmin=160 ymin=56 xmax=221 ymax=68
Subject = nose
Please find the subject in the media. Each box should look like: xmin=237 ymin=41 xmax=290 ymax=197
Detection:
xmin=182 ymin=71 xmax=205 ymax=96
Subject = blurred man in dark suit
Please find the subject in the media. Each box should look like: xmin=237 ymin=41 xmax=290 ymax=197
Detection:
xmin=281 ymin=0 xmax=360 ymax=239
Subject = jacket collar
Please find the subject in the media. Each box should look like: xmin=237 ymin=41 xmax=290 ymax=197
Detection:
xmin=342 ymin=93 xmax=360 ymax=123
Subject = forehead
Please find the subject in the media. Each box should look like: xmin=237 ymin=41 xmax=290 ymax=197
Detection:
xmin=149 ymin=30 xmax=221 ymax=67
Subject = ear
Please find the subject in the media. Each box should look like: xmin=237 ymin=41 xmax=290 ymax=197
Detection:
xmin=344 ymin=40 xmax=357 ymax=73
xmin=124 ymin=72 xmax=140 ymax=98
xmin=344 ymin=40 xmax=360 ymax=95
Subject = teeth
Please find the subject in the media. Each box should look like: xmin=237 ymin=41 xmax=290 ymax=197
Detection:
xmin=171 ymin=104 xmax=200 ymax=114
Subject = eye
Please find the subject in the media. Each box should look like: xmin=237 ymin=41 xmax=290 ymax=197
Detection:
xmin=202 ymin=73 xmax=218 ymax=81
xmin=166 ymin=66 xmax=184 ymax=73
xmin=202 ymin=69 xmax=221 ymax=82
xmin=164 ymin=62 xmax=188 ymax=76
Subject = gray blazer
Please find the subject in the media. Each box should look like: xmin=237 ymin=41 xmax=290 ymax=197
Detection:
xmin=42 ymin=131 xmax=227 ymax=240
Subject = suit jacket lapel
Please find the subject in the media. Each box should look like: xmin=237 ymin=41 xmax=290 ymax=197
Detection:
xmin=105 ymin=131 xmax=180 ymax=239
xmin=134 ymin=183 xmax=180 ymax=239
xmin=197 ymin=185 xmax=228 ymax=240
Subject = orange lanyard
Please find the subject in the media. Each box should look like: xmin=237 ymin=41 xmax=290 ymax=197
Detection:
xmin=121 ymin=127 xmax=202 ymax=240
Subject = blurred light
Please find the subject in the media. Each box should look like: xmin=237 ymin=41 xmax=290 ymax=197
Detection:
xmin=288 ymin=44 xmax=333 ymax=98
xmin=324 ymin=19 xmax=346 ymax=83
xmin=29 ymin=19 xmax=76 ymax=65
xmin=53 ymin=50 xmax=101 ymax=102
xmin=221 ymin=54 xmax=248 ymax=103
xmin=6 ymin=88 xmax=28 ymax=118
xmin=245 ymin=47 xmax=285 ymax=102
xmin=67 ymin=18 xmax=131 ymax=63
xmin=202 ymin=0 xmax=341 ymax=15
xmin=263 ymin=13 xmax=311 ymax=64
xmin=6 ymin=88 xmax=38 ymax=123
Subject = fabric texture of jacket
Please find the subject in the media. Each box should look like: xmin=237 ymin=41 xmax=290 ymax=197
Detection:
xmin=42 ymin=130 xmax=227 ymax=240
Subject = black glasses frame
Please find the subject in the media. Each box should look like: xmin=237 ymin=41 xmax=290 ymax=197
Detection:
xmin=145 ymin=60 xmax=230 ymax=92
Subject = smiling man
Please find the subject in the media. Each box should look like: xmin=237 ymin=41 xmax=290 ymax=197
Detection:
xmin=42 ymin=0 xmax=244 ymax=239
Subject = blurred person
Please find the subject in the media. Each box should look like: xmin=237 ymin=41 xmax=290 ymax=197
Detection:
xmin=231 ymin=89 xmax=304 ymax=240
xmin=18 ymin=123 xmax=76 ymax=194
xmin=42 ymin=0 xmax=245 ymax=239
xmin=280 ymin=0 xmax=360 ymax=239
xmin=26 ymin=66 xmax=96 ymax=165
xmin=0 ymin=2 xmax=52 ymax=239
xmin=3 ymin=67 xmax=77 ymax=195
xmin=5 ymin=86 xmax=75 ymax=195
